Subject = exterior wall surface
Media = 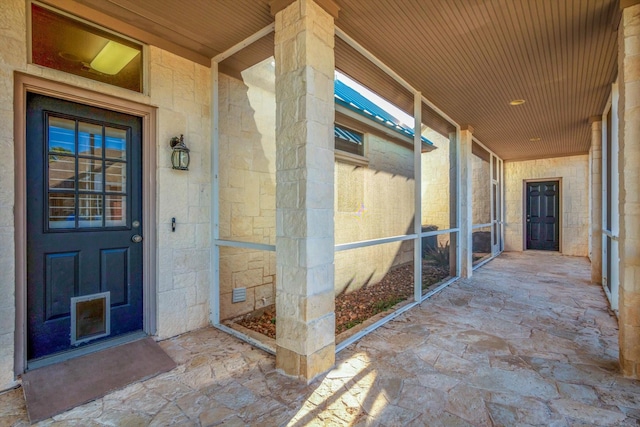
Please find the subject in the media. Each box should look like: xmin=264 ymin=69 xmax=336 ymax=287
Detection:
xmin=472 ymin=154 xmax=492 ymax=225
xmin=0 ymin=0 xmax=211 ymax=390
xmin=334 ymin=133 xmax=415 ymax=294
xmin=218 ymin=70 xmax=277 ymax=320
xmin=421 ymin=130 xmax=452 ymax=230
xmin=217 ymin=69 xmax=417 ymax=316
xmin=617 ymin=3 xmax=640 ymax=378
xmin=504 ymin=155 xmax=589 ymax=256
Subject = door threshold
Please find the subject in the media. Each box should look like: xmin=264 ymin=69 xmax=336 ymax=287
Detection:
xmin=26 ymin=331 xmax=147 ymax=371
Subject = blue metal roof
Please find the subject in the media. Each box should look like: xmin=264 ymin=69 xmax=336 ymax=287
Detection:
xmin=334 ymin=79 xmax=432 ymax=145
xmin=334 ymin=124 xmax=363 ymax=144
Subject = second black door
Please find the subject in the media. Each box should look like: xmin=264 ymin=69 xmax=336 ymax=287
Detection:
xmin=526 ymin=181 xmax=560 ymax=251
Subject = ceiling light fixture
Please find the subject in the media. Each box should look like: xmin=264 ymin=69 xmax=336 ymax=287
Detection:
xmin=509 ymin=99 xmax=526 ymax=106
xmin=529 ymin=137 xmax=541 ymax=142
xmin=90 ymin=41 xmax=140 ymax=75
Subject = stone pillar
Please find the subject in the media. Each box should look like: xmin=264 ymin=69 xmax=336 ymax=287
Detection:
xmin=273 ymin=0 xmax=337 ymax=381
xmin=618 ymin=2 xmax=640 ymax=378
xmin=589 ymin=118 xmax=602 ymax=284
xmin=460 ymin=127 xmax=474 ymax=278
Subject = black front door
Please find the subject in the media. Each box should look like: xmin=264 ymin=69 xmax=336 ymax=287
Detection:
xmin=26 ymin=93 xmax=143 ymax=361
xmin=526 ymin=181 xmax=560 ymax=251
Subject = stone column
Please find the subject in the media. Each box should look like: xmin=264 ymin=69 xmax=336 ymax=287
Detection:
xmin=589 ymin=118 xmax=602 ymax=285
xmin=617 ymin=2 xmax=640 ymax=379
xmin=273 ymin=0 xmax=337 ymax=381
xmin=460 ymin=127 xmax=474 ymax=278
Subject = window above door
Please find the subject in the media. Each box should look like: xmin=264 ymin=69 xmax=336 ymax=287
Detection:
xmin=30 ymin=2 xmax=144 ymax=93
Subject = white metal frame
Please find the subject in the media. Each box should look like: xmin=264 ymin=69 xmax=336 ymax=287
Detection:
xmin=601 ymin=82 xmax=619 ymax=311
xmin=470 ymin=137 xmax=505 ymax=269
xmin=209 ymin=23 xmax=465 ymax=354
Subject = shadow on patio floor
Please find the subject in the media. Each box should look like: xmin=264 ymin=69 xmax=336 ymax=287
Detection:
xmin=1 ymin=251 xmax=639 ymax=426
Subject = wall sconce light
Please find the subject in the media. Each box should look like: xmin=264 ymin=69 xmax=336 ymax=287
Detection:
xmin=170 ymin=134 xmax=190 ymax=170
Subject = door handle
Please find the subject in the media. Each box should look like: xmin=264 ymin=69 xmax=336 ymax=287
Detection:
xmin=131 ymin=234 xmax=143 ymax=243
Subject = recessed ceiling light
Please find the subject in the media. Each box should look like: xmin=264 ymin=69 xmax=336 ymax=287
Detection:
xmin=529 ymin=137 xmax=541 ymax=142
xmin=509 ymin=99 xmax=526 ymax=106
xmin=90 ymin=41 xmax=140 ymax=75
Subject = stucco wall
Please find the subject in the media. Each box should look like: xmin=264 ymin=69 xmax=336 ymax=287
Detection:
xmin=504 ymin=155 xmax=589 ymax=256
xmin=0 ymin=0 xmax=211 ymax=390
xmin=472 ymin=154 xmax=492 ymax=225
xmin=421 ymin=130 xmax=454 ymax=230
xmin=334 ymin=133 xmax=415 ymax=294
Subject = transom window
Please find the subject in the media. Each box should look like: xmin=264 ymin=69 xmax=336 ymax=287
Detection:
xmin=31 ymin=3 xmax=143 ymax=92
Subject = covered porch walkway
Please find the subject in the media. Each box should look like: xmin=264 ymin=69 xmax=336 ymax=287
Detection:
xmin=1 ymin=251 xmax=637 ymax=426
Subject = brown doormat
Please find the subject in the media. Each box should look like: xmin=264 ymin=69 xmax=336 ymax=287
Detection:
xmin=22 ymin=337 xmax=176 ymax=423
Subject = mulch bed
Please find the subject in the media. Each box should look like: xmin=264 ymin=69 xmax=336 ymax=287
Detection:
xmin=236 ymin=261 xmax=450 ymax=338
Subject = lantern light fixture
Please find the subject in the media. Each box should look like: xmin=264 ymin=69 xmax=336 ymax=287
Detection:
xmin=170 ymin=134 xmax=190 ymax=170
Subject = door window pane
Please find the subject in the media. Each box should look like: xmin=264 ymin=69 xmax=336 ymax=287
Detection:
xmin=78 ymin=122 xmax=103 ymax=158
xmin=106 ymin=195 xmax=126 ymax=226
xmin=48 ymin=117 xmax=75 ymax=154
xmin=48 ymin=155 xmax=75 ymax=190
xmin=78 ymin=194 xmax=103 ymax=227
xmin=105 ymin=127 xmax=127 ymax=160
xmin=49 ymin=193 xmax=75 ymax=229
xmin=105 ymin=162 xmax=126 ymax=193
xmin=78 ymin=158 xmax=104 ymax=192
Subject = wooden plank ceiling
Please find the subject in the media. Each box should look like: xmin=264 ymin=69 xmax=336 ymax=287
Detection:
xmin=61 ymin=0 xmax=620 ymax=161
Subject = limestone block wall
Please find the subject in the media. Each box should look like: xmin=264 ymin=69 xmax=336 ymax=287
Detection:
xmin=150 ymin=49 xmax=212 ymax=339
xmin=0 ymin=0 xmax=211 ymax=389
xmin=218 ymin=71 xmax=277 ymax=320
xmin=504 ymin=155 xmax=589 ymax=256
xmin=0 ymin=0 xmax=26 ymax=390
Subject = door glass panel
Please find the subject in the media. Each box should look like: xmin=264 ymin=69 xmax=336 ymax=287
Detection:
xmin=46 ymin=113 xmax=129 ymax=230
xmin=48 ymin=117 xmax=76 ymax=154
xmin=48 ymin=193 xmax=75 ymax=228
xmin=105 ymin=162 xmax=126 ymax=192
xmin=78 ymin=194 xmax=103 ymax=227
xmin=106 ymin=195 xmax=126 ymax=226
xmin=105 ymin=127 xmax=127 ymax=160
xmin=78 ymin=158 xmax=104 ymax=192
xmin=48 ymin=155 xmax=75 ymax=189
xmin=78 ymin=122 xmax=103 ymax=158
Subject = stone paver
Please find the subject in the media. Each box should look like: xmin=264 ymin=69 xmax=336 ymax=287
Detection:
xmin=1 ymin=251 xmax=639 ymax=426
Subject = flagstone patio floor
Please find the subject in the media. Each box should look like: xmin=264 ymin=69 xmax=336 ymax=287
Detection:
xmin=1 ymin=251 xmax=639 ymax=426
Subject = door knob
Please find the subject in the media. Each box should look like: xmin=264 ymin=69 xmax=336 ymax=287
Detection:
xmin=131 ymin=234 xmax=143 ymax=243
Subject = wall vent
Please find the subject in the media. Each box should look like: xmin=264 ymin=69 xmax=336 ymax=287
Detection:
xmin=232 ymin=287 xmax=246 ymax=303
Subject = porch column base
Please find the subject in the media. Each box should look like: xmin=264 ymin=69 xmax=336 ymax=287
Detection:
xmin=276 ymin=343 xmax=335 ymax=382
